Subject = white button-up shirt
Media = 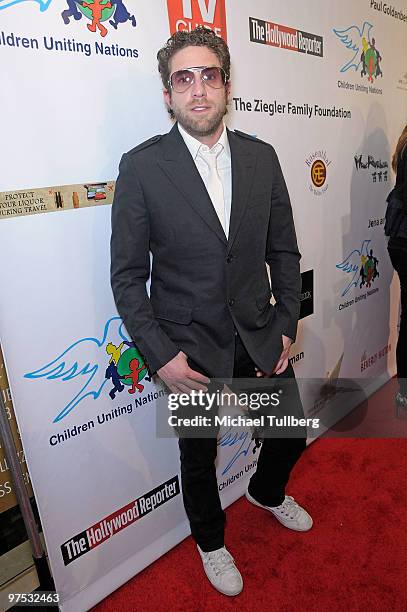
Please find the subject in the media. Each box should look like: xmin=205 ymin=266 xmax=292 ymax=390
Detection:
xmin=178 ymin=122 xmax=232 ymax=238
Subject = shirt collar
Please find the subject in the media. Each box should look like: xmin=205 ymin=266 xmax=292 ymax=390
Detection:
xmin=178 ymin=122 xmax=230 ymax=161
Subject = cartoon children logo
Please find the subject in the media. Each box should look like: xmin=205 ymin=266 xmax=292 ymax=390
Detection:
xmin=360 ymin=37 xmax=383 ymax=83
xmin=61 ymin=0 xmax=136 ymax=38
xmin=105 ymin=340 xmax=150 ymax=399
xmin=359 ymin=248 xmax=379 ymax=289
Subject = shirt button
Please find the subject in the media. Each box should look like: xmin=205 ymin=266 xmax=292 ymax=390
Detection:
xmin=228 ymin=298 xmax=235 ymax=306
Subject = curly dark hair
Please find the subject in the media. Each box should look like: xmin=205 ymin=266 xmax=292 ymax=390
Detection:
xmin=392 ymin=124 xmax=407 ymax=173
xmin=157 ymin=26 xmax=231 ymax=90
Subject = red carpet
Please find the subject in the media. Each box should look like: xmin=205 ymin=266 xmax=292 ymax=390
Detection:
xmin=93 ymin=382 xmax=407 ymax=612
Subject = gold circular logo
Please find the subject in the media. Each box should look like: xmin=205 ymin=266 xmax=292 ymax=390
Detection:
xmin=311 ymin=160 xmax=327 ymax=188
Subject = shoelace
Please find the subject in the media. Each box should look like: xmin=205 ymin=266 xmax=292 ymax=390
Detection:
xmin=396 ymin=392 xmax=407 ymax=408
xmin=277 ymin=496 xmax=301 ymax=519
xmin=206 ymin=549 xmax=235 ymax=576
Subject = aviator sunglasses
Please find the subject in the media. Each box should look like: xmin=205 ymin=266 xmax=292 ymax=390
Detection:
xmin=168 ymin=66 xmax=228 ymax=93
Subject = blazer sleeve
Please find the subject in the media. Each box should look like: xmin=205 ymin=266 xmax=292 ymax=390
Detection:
xmin=400 ymin=146 xmax=407 ymax=203
xmin=265 ymin=147 xmax=302 ymax=341
xmin=110 ymin=153 xmax=180 ymax=374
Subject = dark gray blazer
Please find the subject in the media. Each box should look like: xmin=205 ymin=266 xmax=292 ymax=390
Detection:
xmin=110 ymin=123 xmax=301 ymax=378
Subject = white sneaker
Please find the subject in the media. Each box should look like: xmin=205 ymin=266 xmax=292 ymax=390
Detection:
xmin=246 ymin=489 xmax=313 ymax=531
xmin=197 ymin=545 xmax=243 ymax=596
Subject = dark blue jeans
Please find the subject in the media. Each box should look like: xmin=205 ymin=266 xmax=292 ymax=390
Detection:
xmin=388 ymin=237 xmax=407 ymax=394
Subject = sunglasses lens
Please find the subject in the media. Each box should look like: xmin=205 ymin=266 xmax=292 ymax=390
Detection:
xmin=201 ymin=67 xmax=225 ymax=88
xmin=171 ymin=70 xmax=194 ymax=93
xmin=170 ymin=67 xmax=226 ymax=92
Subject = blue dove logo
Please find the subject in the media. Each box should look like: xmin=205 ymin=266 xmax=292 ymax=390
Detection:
xmin=336 ymin=239 xmax=380 ymax=297
xmin=0 ymin=0 xmax=52 ymax=11
xmin=24 ymin=317 xmax=150 ymax=423
xmin=333 ymin=21 xmax=373 ymax=73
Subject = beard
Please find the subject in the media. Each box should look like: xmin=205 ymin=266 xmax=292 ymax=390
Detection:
xmin=170 ymin=92 xmax=228 ymax=139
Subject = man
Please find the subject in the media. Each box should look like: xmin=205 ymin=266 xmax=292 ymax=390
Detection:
xmin=111 ymin=27 xmax=312 ymax=596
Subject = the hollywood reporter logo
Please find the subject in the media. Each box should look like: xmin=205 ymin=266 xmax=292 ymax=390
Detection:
xmin=61 ymin=476 xmax=179 ymax=565
xmin=167 ymin=0 xmax=227 ymax=39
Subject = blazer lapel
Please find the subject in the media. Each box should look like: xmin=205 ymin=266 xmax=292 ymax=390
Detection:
xmin=227 ymin=129 xmax=257 ymax=253
xmin=157 ymin=124 xmax=227 ymax=246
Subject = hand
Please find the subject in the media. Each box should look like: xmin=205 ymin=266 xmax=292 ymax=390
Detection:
xmin=272 ymin=334 xmax=292 ymax=374
xmin=157 ymin=351 xmax=210 ymax=394
xmin=255 ymin=335 xmax=292 ymax=377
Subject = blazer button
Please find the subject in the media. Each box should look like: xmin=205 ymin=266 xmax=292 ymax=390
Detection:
xmin=226 ymin=255 xmax=234 ymax=263
xmin=228 ymin=298 xmax=235 ymax=306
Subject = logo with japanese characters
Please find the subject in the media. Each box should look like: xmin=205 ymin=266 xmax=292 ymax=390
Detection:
xmin=306 ymin=150 xmax=331 ymax=195
xmin=354 ymin=154 xmax=388 ymax=184
xmin=397 ymin=71 xmax=407 ymax=91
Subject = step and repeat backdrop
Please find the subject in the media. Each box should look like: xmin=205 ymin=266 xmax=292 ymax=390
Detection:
xmin=1 ymin=1 xmax=406 ymax=610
